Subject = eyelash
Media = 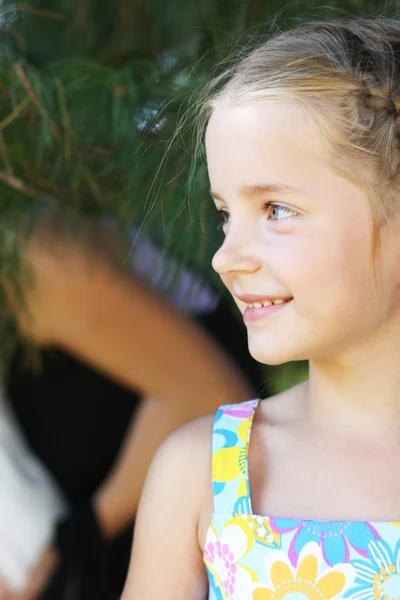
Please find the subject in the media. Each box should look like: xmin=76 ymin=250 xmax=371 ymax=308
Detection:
xmin=213 ymin=203 xmax=296 ymax=229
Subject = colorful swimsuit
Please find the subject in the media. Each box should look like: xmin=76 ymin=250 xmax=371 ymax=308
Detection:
xmin=204 ymin=399 xmax=400 ymax=600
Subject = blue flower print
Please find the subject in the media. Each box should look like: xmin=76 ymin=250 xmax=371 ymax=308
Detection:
xmin=345 ymin=539 xmax=400 ymax=599
xmin=270 ymin=518 xmax=380 ymax=567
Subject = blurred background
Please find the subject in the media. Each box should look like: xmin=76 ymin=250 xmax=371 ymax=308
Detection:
xmin=0 ymin=0 xmax=396 ymax=599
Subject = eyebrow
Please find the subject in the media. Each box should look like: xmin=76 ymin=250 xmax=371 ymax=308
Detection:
xmin=209 ymin=183 xmax=300 ymax=201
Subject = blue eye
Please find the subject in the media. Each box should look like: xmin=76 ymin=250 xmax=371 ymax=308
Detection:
xmin=269 ymin=203 xmax=297 ymax=221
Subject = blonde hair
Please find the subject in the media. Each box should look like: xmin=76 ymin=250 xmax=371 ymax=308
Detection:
xmin=196 ymin=17 xmax=400 ymax=255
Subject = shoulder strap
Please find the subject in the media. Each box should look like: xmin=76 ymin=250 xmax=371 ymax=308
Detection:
xmin=211 ymin=399 xmax=259 ymax=515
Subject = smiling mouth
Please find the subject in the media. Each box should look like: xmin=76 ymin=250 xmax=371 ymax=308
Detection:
xmin=246 ymin=298 xmax=287 ymax=308
xmin=243 ymin=298 xmax=292 ymax=323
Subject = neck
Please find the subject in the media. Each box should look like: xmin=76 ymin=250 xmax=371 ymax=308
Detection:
xmin=305 ymin=327 xmax=400 ymax=440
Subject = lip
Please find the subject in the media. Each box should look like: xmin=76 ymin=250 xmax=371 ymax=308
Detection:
xmin=243 ymin=301 xmax=291 ymax=323
xmin=235 ymin=293 xmax=293 ymax=324
xmin=236 ymin=293 xmax=293 ymax=304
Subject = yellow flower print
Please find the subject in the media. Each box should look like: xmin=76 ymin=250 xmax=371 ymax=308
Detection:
xmin=213 ymin=417 xmax=252 ymax=498
xmin=236 ymin=416 xmax=251 ymax=444
xmin=252 ymin=542 xmax=355 ymax=600
xmin=239 ymin=514 xmax=281 ymax=549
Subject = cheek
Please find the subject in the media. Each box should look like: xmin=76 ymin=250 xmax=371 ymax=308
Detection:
xmin=284 ymin=227 xmax=372 ymax=304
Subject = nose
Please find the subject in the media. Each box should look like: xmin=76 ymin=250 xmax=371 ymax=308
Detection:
xmin=212 ymin=229 xmax=262 ymax=277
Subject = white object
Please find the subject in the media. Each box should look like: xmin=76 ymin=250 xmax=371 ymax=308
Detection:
xmin=0 ymin=392 xmax=66 ymax=592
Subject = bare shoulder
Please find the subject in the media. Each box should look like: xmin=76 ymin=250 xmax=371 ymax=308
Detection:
xmin=145 ymin=410 xmax=216 ymax=504
xmin=154 ymin=411 xmax=215 ymax=465
xmin=137 ymin=411 xmax=216 ymax=550
xmin=124 ymin=412 xmax=217 ymax=599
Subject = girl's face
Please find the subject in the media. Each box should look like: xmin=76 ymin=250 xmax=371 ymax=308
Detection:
xmin=205 ymin=101 xmax=400 ymax=365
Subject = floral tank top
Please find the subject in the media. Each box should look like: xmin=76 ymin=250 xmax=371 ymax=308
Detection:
xmin=204 ymin=399 xmax=400 ymax=600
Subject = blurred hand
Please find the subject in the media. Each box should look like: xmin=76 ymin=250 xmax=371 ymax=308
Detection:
xmin=0 ymin=546 xmax=58 ymax=600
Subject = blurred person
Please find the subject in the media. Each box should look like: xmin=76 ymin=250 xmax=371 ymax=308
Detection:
xmin=0 ymin=388 xmax=65 ymax=599
xmin=0 ymin=220 xmax=265 ymax=599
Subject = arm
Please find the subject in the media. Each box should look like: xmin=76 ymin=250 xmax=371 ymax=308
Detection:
xmin=94 ymin=394 xmax=212 ymax=539
xmin=9 ymin=231 xmax=253 ymax=541
xmin=121 ymin=416 xmax=213 ymax=600
xmin=10 ymin=231 xmax=253 ymax=405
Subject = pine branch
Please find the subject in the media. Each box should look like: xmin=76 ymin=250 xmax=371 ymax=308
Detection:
xmin=0 ymin=96 xmax=31 ymax=130
xmin=54 ymin=77 xmax=72 ymax=162
xmin=0 ymin=169 xmax=56 ymax=202
xmin=0 ymin=131 xmax=13 ymax=174
xmin=14 ymin=62 xmax=60 ymax=138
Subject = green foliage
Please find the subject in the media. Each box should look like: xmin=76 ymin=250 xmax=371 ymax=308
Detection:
xmin=0 ymin=0 xmax=398 ymax=368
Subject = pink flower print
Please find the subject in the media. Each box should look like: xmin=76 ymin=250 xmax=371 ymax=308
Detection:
xmin=219 ymin=400 xmax=258 ymax=420
xmin=204 ymin=518 xmax=258 ymax=598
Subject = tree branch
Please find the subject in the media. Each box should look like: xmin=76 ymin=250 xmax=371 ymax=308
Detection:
xmin=0 ymin=170 xmax=56 ymax=203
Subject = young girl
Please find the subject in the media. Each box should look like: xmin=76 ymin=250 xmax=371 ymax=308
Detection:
xmin=122 ymin=17 xmax=400 ymax=599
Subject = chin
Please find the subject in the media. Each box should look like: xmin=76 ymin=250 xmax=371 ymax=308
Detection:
xmin=248 ymin=344 xmax=294 ymax=366
xmin=247 ymin=336 xmax=308 ymax=366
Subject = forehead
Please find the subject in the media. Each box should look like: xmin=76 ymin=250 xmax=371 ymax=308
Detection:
xmin=205 ymin=100 xmax=373 ymax=223
xmin=205 ymin=101 xmax=328 ymax=194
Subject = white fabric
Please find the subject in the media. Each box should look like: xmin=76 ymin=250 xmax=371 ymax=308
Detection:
xmin=0 ymin=392 xmax=66 ymax=591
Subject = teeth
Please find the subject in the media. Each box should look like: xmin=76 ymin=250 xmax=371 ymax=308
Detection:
xmin=247 ymin=299 xmax=287 ymax=308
